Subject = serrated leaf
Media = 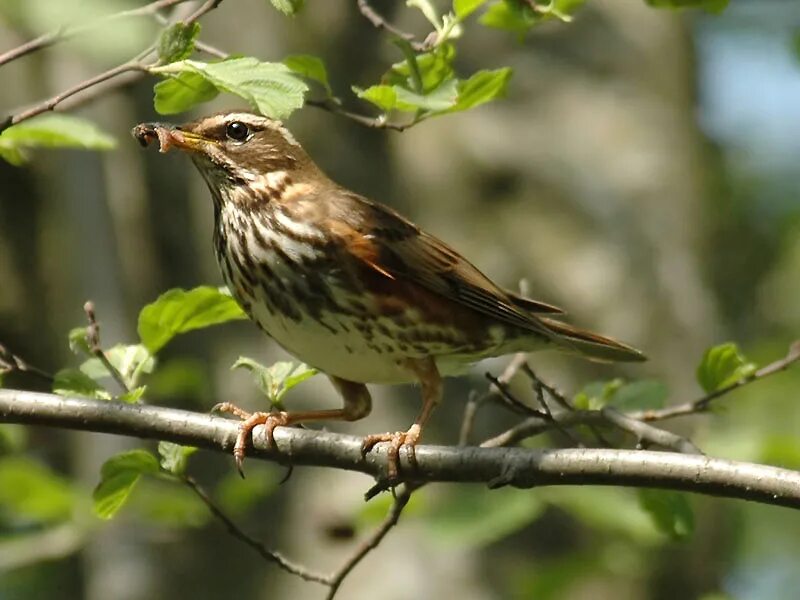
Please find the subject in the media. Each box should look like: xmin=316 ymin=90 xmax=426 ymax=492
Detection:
xmin=395 ymin=79 xmax=459 ymax=111
xmin=386 ymin=43 xmax=456 ymax=93
xmin=158 ymin=22 xmax=200 ymax=64
xmin=0 ymin=115 xmax=115 ymax=165
xmin=138 ymin=286 xmax=247 ymax=353
xmin=93 ymin=449 xmax=159 ymax=519
xmin=152 ymin=58 xmax=308 ymax=119
xmin=53 ymin=368 xmax=111 ymax=400
xmin=696 ymin=342 xmax=757 ymax=394
xmin=609 ymin=380 xmax=668 ymax=411
xmin=232 ymin=357 xmax=317 ymax=406
xmin=354 ymin=85 xmax=397 ymax=111
xmin=0 ymin=456 xmax=75 ymax=523
xmin=157 ymin=441 xmax=197 ymax=475
xmin=448 ymin=67 xmax=512 ymax=112
xmin=454 ymin=0 xmax=489 ymax=19
xmin=154 ymin=71 xmax=219 ymax=115
xmin=284 ymin=54 xmax=332 ymax=96
xmin=637 ymin=489 xmax=694 ymax=540
xmin=80 ymin=344 xmax=155 ymax=390
xmin=118 ymin=385 xmax=147 ymax=404
xmin=68 ymin=326 xmax=91 ymax=355
xmin=644 ymin=0 xmax=729 ymax=13
xmin=269 ymin=0 xmax=305 ymax=15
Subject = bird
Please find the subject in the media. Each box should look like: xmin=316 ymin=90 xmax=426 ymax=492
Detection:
xmin=132 ymin=110 xmax=645 ymax=480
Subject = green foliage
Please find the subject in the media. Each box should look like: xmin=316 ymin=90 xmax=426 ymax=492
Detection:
xmin=696 ymin=342 xmax=757 ymax=394
xmin=644 ymin=0 xmax=729 ymax=13
xmin=215 ymin=467 xmax=277 ymax=515
xmin=93 ymin=449 xmax=160 ymax=519
xmin=231 ymin=357 xmax=317 ymax=407
xmin=0 ymin=114 xmax=115 ymax=165
xmin=574 ymin=378 xmax=666 ymax=411
xmin=52 ymin=368 xmax=111 ymax=400
xmin=137 ymin=286 xmax=246 ymax=353
xmin=269 ymin=0 xmax=305 ymax=16
xmin=637 ymin=489 xmax=694 ymax=540
xmin=423 ymin=487 xmax=545 ymax=548
xmin=154 ymin=71 xmax=219 ymax=115
xmin=157 ymin=22 xmax=200 ymax=64
xmin=284 ymin=54 xmax=332 ymax=96
xmin=80 ymin=344 xmax=155 ymax=390
xmin=454 ymin=0 xmax=490 ymax=20
xmin=151 ymin=58 xmax=309 ymax=119
xmin=0 ymin=456 xmax=75 ymax=523
xmin=479 ymin=0 xmax=585 ymax=36
xmin=157 ymin=441 xmax=197 ymax=476
xmin=68 ymin=326 xmax=91 ymax=355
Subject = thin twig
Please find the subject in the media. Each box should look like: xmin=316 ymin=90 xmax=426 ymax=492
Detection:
xmin=485 ymin=372 xmax=547 ymax=419
xmin=458 ymin=390 xmax=485 ymax=446
xmin=83 ymin=301 xmax=130 ymax=393
xmin=355 ymin=0 xmax=434 ymax=52
xmin=600 ymin=407 xmax=702 ymax=454
xmin=0 ymin=343 xmax=54 ymax=383
xmin=182 ymin=475 xmax=330 ymax=585
xmin=325 ymin=484 xmax=415 ymax=599
xmin=0 ymin=0 xmax=190 ymax=68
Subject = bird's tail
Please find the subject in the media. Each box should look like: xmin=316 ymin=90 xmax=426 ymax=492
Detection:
xmin=539 ymin=317 xmax=646 ymax=363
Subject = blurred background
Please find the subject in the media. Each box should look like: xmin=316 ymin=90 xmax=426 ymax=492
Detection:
xmin=1 ymin=0 xmax=799 ymax=598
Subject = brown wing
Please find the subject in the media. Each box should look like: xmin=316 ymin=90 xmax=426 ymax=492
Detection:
xmin=327 ymin=191 xmax=558 ymax=339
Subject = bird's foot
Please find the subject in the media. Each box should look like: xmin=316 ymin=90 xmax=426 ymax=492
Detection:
xmin=360 ymin=424 xmax=422 ymax=481
xmin=212 ymin=402 xmax=289 ymax=477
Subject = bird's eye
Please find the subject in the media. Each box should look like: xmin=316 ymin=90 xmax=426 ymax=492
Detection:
xmin=225 ymin=121 xmax=249 ymax=141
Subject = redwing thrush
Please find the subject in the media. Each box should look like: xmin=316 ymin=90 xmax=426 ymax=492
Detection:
xmin=133 ymin=111 xmax=645 ymax=479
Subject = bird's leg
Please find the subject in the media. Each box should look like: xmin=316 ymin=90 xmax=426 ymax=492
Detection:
xmin=361 ymin=357 xmax=443 ymax=480
xmin=213 ymin=377 xmax=372 ymax=476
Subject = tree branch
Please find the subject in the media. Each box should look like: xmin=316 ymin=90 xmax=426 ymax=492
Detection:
xmin=2 ymin=389 xmax=800 ymax=510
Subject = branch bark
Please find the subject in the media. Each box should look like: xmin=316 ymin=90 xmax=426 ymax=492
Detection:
xmin=2 ymin=389 xmax=800 ymax=509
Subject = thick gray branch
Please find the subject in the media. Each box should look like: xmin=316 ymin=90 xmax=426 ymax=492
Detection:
xmin=2 ymin=389 xmax=800 ymax=509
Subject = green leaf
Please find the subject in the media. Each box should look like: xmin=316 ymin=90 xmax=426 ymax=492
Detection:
xmin=232 ymin=357 xmax=317 ymax=407
xmin=157 ymin=22 xmax=200 ymax=64
xmin=395 ymin=79 xmax=459 ymax=111
xmin=93 ymin=449 xmax=159 ymax=519
xmin=153 ymin=71 xmax=220 ymax=115
xmin=80 ymin=344 xmax=155 ymax=389
xmin=269 ymin=0 xmax=305 ymax=15
xmin=637 ymin=489 xmax=694 ymax=540
xmin=424 ymin=487 xmax=544 ymax=548
xmin=118 ymin=385 xmax=147 ymax=404
xmin=387 ymin=43 xmax=456 ymax=93
xmin=573 ymin=379 xmax=624 ymax=410
xmin=549 ymin=0 xmax=587 ymax=21
xmin=68 ymin=326 xmax=91 ymax=355
xmin=138 ymin=286 xmax=247 ymax=353
xmin=644 ymin=0 xmax=729 ymax=13
xmin=353 ymin=85 xmax=398 ymax=111
xmin=479 ymin=0 xmax=539 ymax=35
xmin=0 ymin=456 xmax=75 ymax=523
xmin=407 ymin=0 xmax=441 ymax=30
xmin=284 ymin=54 xmax=332 ymax=96
xmin=151 ymin=58 xmax=309 ymax=119
xmin=157 ymin=441 xmax=197 ymax=475
xmin=448 ymin=67 xmax=512 ymax=112
xmin=53 ymin=368 xmax=111 ymax=400
xmin=609 ymin=380 xmax=668 ymax=411
xmin=0 ymin=115 xmax=115 ymax=165
xmin=454 ymin=0 xmax=489 ymax=19
xmin=696 ymin=342 xmax=757 ymax=394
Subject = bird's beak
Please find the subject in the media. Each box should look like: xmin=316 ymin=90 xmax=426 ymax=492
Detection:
xmin=131 ymin=122 xmax=211 ymax=154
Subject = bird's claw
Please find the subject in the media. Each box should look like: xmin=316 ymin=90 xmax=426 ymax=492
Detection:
xmin=212 ymin=403 xmax=289 ymax=477
xmin=361 ymin=424 xmax=421 ymax=481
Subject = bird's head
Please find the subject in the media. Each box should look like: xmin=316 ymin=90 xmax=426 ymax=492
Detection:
xmin=133 ymin=111 xmax=319 ymax=206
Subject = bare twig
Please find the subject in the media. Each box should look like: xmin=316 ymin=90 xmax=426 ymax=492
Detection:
xmin=355 ymin=0 xmax=434 ymax=52
xmin=83 ymin=301 xmax=130 ymax=393
xmin=0 ymin=0 xmax=190 ymax=68
xmin=182 ymin=475 xmax=330 ymax=585
xmin=0 ymin=343 xmax=54 ymax=383
xmin=325 ymin=484 xmax=415 ymax=599
xmin=600 ymin=407 xmax=701 ymax=454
